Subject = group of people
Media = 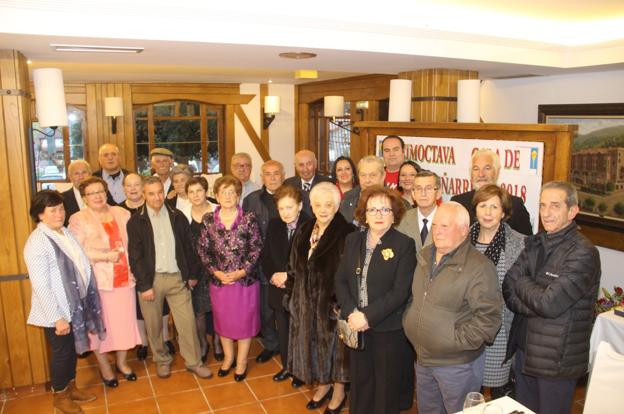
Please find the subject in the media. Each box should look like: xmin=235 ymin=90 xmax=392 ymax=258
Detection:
xmin=24 ymin=137 xmax=601 ymax=414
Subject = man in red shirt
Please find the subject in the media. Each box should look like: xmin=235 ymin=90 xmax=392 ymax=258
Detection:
xmin=381 ymin=135 xmax=405 ymax=189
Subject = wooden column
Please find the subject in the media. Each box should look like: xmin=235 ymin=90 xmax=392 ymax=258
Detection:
xmin=0 ymin=49 xmax=49 ymax=389
xmin=399 ymin=69 xmax=478 ymax=122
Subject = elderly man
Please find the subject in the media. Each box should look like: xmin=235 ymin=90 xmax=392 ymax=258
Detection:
xmin=284 ymin=149 xmax=331 ymax=192
xmin=150 ymin=147 xmax=175 ymax=195
xmin=403 ymin=202 xmax=502 ymax=414
xmin=62 ymin=159 xmax=115 ymax=225
xmin=503 ymin=181 xmax=600 ymax=414
xmin=451 ymin=149 xmax=532 ymax=235
xmin=231 ymin=152 xmax=260 ymax=204
xmin=397 ymin=170 xmax=441 ymax=251
xmin=93 ymin=143 xmax=128 ymax=204
xmin=381 ymin=135 xmax=406 ymax=189
xmin=127 ymin=176 xmax=212 ymax=380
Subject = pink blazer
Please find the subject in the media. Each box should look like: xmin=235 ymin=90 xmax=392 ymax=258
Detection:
xmin=68 ymin=206 xmax=135 ymax=291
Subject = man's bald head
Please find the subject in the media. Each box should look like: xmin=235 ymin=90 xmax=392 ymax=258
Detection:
xmin=294 ymin=150 xmax=318 ymax=181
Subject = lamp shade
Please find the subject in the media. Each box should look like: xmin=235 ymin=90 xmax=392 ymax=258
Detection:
xmin=388 ymin=79 xmax=412 ymax=122
xmin=457 ymin=79 xmax=481 ymax=123
xmin=264 ymin=96 xmax=281 ymax=114
xmin=33 ymin=68 xmax=68 ymax=127
xmin=324 ymin=96 xmax=344 ymax=117
xmin=104 ymin=97 xmax=124 ymax=117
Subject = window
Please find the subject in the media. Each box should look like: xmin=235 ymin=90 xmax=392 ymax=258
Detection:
xmin=134 ymin=101 xmax=224 ymax=175
xmin=32 ymin=106 xmax=86 ymax=183
xmin=310 ymin=100 xmax=351 ymax=174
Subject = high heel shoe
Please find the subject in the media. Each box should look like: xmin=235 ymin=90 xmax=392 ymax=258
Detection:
xmin=116 ymin=367 xmax=137 ymax=381
xmin=306 ymin=387 xmax=333 ymax=409
xmin=217 ymin=360 xmax=236 ymax=377
xmin=323 ymin=395 xmax=346 ymax=414
xmin=234 ymin=365 xmax=247 ymax=382
xmin=101 ymin=375 xmax=119 ymax=388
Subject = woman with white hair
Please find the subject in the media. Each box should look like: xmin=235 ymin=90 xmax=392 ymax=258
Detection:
xmin=166 ymin=164 xmax=194 ymax=221
xmin=286 ymin=182 xmax=355 ymax=413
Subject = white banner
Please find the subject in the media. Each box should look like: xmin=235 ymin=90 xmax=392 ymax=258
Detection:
xmin=376 ymin=136 xmax=544 ymax=233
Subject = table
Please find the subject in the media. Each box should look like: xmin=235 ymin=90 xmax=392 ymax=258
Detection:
xmin=454 ymin=396 xmax=535 ymax=414
xmin=589 ymin=309 xmax=624 ymax=368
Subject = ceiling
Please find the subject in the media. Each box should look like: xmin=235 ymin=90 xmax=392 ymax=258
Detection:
xmin=1 ymin=0 xmax=623 ymax=84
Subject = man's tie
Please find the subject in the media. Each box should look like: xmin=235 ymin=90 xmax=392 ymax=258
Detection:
xmin=302 ymin=181 xmax=311 ymax=192
xmin=109 ymin=170 xmax=122 ymax=180
xmin=420 ymin=218 xmax=428 ymax=245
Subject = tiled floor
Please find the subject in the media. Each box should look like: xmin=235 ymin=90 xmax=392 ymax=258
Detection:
xmin=0 ymin=339 xmax=586 ymax=413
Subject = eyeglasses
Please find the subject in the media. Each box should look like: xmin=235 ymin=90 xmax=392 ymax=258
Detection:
xmin=413 ymin=186 xmax=438 ymax=193
xmin=84 ymin=190 xmax=106 ymax=197
xmin=366 ymin=207 xmax=393 ymax=216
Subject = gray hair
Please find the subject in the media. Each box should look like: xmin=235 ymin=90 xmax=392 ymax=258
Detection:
xmin=231 ymin=152 xmax=252 ymax=164
xmin=309 ymin=181 xmax=341 ymax=209
xmin=442 ymin=201 xmax=470 ymax=230
xmin=143 ymin=175 xmax=163 ymax=188
xmin=471 ymin=149 xmax=501 ymax=174
xmin=415 ymin=170 xmax=441 ymax=189
xmin=171 ymin=164 xmax=194 ymax=178
xmin=358 ymin=155 xmax=385 ymax=175
xmin=541 ymin=181 xmax=578 ymax=207
xmin=68 ymin=159 xmax=91 ymax=175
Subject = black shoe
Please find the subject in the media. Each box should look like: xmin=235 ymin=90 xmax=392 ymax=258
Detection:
xmin=306 ymin=387 xmax=333 ymax=410
xmin=255 ymin=349 xmax=277 ymax=363
xmin=101 ymin=375 xmax=119 ymax=388
xmin=214 ymin=351 xmax=224 ymax=362
xmin=273 ymin=369 xmax=291 ymax=382
xmin=234 ymin=368 xmax=247 ymax=382
xmin=116 ymin=367 xmax=137 ymax=381
xmin=165 ymin=340 xmax=176 ymax=355
xmin=217 ymin=360 xmax=236 ymax=377
xmin=291 ymin=377 xmax=305 ymax=388
xmin=77 ymin=351 xmax=92 ymax=359
xmin=136 ymin=345 xmax=148 ymax=361
xmin=201 ymin=343 xmax=210 ymax=363
xmin=324 ymin=395 xmax=346 ymax=414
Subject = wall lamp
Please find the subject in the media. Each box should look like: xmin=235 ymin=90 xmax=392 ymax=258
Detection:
xmin=32 ymin=68 xmax=68 ymax=137
xmin=263 ymin=96 xmax=280 ymax=129
xmin=323 ymin=96 xmax=361 ymax=135
xmin=104 ymin=97 xmax=123 ymax=134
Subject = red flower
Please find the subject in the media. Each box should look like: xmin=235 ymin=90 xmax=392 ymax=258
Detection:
xmin=615 ymin=287 xmax=623 ymax=296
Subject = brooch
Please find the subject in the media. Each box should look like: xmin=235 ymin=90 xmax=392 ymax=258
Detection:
xmin=381 ymin=248 xmax=394 ymax=261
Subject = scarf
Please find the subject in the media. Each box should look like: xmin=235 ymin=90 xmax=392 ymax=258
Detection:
xmin=308 ymin=221 xmax=321 ymax=259
xmin=45 ymin=234 xmax=106 ymax=354
xmin=470 ymin=222 xmax=506 ymax=266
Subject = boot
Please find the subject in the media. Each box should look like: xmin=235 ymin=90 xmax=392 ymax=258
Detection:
xmin=53 ymin=386 xmax=83 ymax=414
xmin=68 ymin=380 xmax=97 ymax=403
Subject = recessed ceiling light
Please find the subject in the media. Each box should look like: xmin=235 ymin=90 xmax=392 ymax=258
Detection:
xmin=279 ymin=52 xmax=317 ymax=60
xmin=50 ymin=44 xmax=144 ymax=53
xmin=268 ymin=79 xmax=273 ymax=83
xmin=27 ymin=60 xmax=32 ymax=64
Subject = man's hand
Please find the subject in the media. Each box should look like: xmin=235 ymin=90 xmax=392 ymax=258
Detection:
xmin=55 ymin=319 xmax=70 ymax=336
xmin=141 ymin=289 xmax=155 ymax=301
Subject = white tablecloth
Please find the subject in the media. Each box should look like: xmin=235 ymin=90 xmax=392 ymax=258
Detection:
xmin=454 ymin=396 xmax=535 ymax=414
xmin=589 ymin=310 xmax=624 ymax=368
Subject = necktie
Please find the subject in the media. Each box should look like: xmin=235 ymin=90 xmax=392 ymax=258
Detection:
xmin=109 ymin=170 xmax=122 ymax=180
xmin=420 ymin=218 xmax=429 ymax=245
xmin=288 ymin=227 xmax=295 ymax=241
xmin=302 ymin=181 xmax=311 ymax=192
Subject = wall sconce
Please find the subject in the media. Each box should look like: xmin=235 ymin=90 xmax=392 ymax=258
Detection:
xmin=263 ymin=95 xmax=280 ymax=129
xmin=32 ymin=68 xmax=68 ymax=136
xmin=323 ymin=96 xmax=360 ymax=135
xmin=104 ymin=97 xmax=124 ymax=134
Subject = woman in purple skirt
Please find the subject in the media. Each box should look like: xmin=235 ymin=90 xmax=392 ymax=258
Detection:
xmin=197 ymin=175 xmax=263 ymax=381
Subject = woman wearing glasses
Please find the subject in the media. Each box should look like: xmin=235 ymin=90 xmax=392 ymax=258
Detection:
xmin=68 ymin=177 xmax=143 ymax=387
xmin=335 ymin=185 xmax=416 ymax=414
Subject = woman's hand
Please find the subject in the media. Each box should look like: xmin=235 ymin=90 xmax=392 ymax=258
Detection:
xmin=55 ymin=319 xmax=70 ymax=336
xmin=213 ymin=270 xmax=229 ymax=283
xmin=107 ymin=249 xmax=122 ymax=263
xmin=347 ymin=311 xmax=369 ymax=332
xmin=187 ymin=279 xmax=198 ymax=289
xmin=141 ymin=289 xmax=155 ymax=302
xmin=271 ymin=272 xmax=287 ymax=288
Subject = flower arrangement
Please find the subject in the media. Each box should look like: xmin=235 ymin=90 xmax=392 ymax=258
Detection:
xmin=595 ymin=286 xmax=624 ymax=314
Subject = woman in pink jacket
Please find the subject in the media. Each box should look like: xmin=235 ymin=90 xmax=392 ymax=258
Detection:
xmin=69 ymin=177 xmax=142 ymax=387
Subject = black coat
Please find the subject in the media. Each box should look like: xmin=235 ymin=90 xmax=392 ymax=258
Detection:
xmin=503 ymin=222 xmax=600 ymax=379
xmin=286 ymin=213 xmax=355 ymax=384
xmin=261 ymin=212 xmax=311 ymax=310
xmin=451 ymin=190 xmax=533 ymax=235
xmin=284 ymin=174 xmax=332 ymax=191
xmin=242 ymin=187 xmax=279 ymax=238
xmin=61 ymin=187 xmax=117 ymax=226
xmin=126 ymin=203 xmax=199 ymax=292
xmin=335 ymin=227 xmax=416 ymax=332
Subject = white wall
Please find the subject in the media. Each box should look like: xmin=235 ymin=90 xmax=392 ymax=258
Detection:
xmin=480 ymin=69 xmax=624 ymax=292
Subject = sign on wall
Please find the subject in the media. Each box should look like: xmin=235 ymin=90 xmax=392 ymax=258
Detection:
xmin=376 ymin=135 xmax=544 ymax=233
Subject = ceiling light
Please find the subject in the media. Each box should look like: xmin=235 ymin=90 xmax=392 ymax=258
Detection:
xmin=50 ymin=44 xmax=144 ymax=53
xmin=295 ymin=70 xmax=318 ymax=79
xmin=279 ymin=52 xmax=317 ymax=60
xmin=27 ymin=60 xmax=32 ymax=64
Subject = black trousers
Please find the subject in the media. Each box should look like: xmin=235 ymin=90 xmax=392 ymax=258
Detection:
xmin=349 ymin=329 xmax=411 ymax=414
xmin=274 ymin=305 xmax=290 ymax=368
xmin=259 ymin=282 xmax=279 ymax=351
xmin=44 ymin=326 xmax=77 ymax=391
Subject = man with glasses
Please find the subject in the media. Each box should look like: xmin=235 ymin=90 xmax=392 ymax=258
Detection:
xmin=339 ymin=156 xmax=386 ymax=224
xmin=231 ymin=152 xmax=260 ymax=204
xmin=397 ymin=171 xmax=441 ymax=252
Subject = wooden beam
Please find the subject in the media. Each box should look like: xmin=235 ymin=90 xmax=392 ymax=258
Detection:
xmin=260 ymin=84 xmax=269 ymax=151
xmin=132 ymin=93 xmax=254 ymax=106
xmin=234 ymin=105 xmax=270 ymax=162
xmin=224 ymin=105 xmax=235 ymax=173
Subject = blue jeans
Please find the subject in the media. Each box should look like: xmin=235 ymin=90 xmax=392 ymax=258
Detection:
xmin=416 ymin=352 xmax=486 ymax=414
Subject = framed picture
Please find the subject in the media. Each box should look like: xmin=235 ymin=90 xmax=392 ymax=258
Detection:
xmin=538 ymin=103 xmax=624 ymax=251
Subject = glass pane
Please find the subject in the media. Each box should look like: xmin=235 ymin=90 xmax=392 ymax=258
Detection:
xmin=207 ymin=141 xmax=220 ymax=173
xmin=158 ymin=143 xmax=202 ymax=173
xmin=70 ymin=145 xmax=84 ymax=160
xmin=328 ymin=117 xmax=351 ymax=165
xmin=134 ymin=106 xmax=148 ymax=118
xmin=154 ymin=120 xmax=200 ymax=144
xmin=32 ymin=123 xmax=65 ymax=181
xmin=135 ymin=119 xmax=148 ymax=144
xmin=207 ymin=119 xmax=218 ymax=142
xmin=68 ymin=107 xmax=85 ymax=147
xmin=179 ymin=101 xmax=199 ymax=117
xmin=136 ymin=144 xmax=151 ymax=175
xmin=154 ymin=102 xmax=176 ymax=117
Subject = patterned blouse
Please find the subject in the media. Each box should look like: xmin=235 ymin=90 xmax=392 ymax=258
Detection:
xmin=197 ymin=206 xmax=263 ymax=287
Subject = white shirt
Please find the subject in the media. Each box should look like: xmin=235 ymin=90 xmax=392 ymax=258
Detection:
xmin=417 ymin=206 xmax=436 ymax=234
xmin=102 ymin=170 xmax=126 ymax=204
xmin=240 ymin=180 xmax=260 ymax=205
xmin=73 ymin=186 xmax=86 ymax=210
xmin=175 ymin=196 xmax=193 ymax=222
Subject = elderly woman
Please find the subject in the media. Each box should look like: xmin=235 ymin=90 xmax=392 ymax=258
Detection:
xmin=260 ymin=184 xmax=310 ymax=387
xmin=24 ymin=190 xmax=105 ymax=413
xmin=335 ymin=186 xmax=416 ymax=414
xmin=197 ymin=175 xmax=263 ymax=381
xmin=470 ymin=184 xmax=526 ymax=398
xmin=331 ymin=156 xmax=358 ymax=199
xmin=397 ymin=161 xmax=421 ymax=207
xmin=287 ymin=182 xmax=355 ymax=412
xmin=166 ymin=164 xmax=194 ymax=221
xmin=69 ymin=177 xmax=143 ymax=387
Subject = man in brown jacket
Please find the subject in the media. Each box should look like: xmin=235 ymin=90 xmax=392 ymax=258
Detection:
xmin=403 ymin=202 xmax=502 ymax=414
